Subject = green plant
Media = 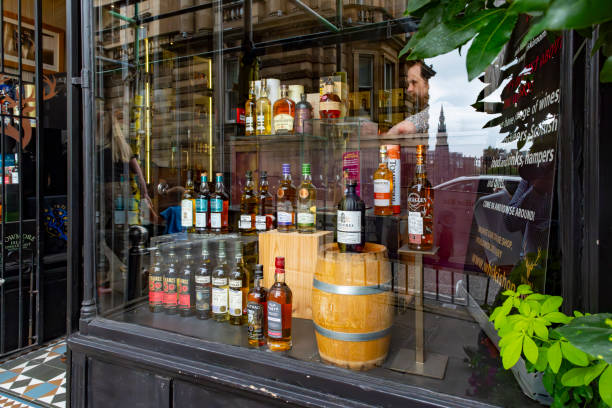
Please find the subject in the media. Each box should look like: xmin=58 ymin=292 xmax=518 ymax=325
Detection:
xmin=401 ymin=0 xmax=612 ymax=82
xmin=490 ymin=284 xmax=612 ymax=407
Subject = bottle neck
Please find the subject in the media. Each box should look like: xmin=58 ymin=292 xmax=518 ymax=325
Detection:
xmin=216 ymin=178 xmax=224 ymax=192
xmin=282 ymin=172 xmax=292 ymax=182
xmin=379 ymin=152 xmax=387 ymax=165
xmin=302 ymin=173 xmax=311 ymax=182
xmin=245 ymin=179 xmax=255 ymax=191
xmin=260 ymin=179 xmax=268 ymax=193
xmin=254 ymin=275 xmax=263 ymax=288
xmin=275 ymin=268 xmax=286 ymax=283
xmin=415 ymin=154 xmax=426 ymax=177
xmin=281 ymin=88 xmax=288 ymax=99
xmin=324 ymin=84 xmax=334 ymax=95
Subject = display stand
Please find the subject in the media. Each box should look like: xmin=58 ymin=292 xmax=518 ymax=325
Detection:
xmin=388 ymin=245 xmax=448 ymax=379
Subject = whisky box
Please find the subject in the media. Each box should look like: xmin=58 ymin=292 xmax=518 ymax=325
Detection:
xmin=385 ymin=144 xmax=401 ymax=214
xmin=259 ymin=230 xmax=333 ymax=319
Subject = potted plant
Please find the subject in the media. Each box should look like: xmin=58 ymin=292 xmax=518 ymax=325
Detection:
xmin=490 ymin=284 xmax=612 ymax=407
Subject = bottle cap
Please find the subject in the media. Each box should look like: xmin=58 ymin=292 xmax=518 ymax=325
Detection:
xmin=216 ymin=172 xmax=223 ymax=182
xmin=275 ymin=256 xmax=285 ymax=269
xmin=201 ymin=173 xmax=208 ymax=182
xmin=261 ymin=170 xmax=268 ymax=179
xmin=246 ymin=170 xmax=253 ymax=179
xmin=282 ymin=163 xmax=291 ymax=174
xmin=302 ymin=163 xmax=311 ymax=175
xmin=254 ymin=264 xmax=264 ymax=277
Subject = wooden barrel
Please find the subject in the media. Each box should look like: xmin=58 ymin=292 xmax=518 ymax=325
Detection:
xmin=312 ymin=243 xmax=393 ymax=370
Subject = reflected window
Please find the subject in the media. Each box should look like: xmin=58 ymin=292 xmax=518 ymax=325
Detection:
xmin=358 ymin=55 xmax=373 ymax=119
xmin=224 ymin=59 xmax=239 ymax=123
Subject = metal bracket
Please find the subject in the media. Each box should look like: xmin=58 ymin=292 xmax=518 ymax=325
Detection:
xmin=71 ymin=77 xmax=82 ymax=85
xmin=80 ymin=68 xmax=91 ymax=89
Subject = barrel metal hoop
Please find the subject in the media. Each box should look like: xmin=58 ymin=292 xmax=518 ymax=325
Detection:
xmin=312 ymin=278 xmax=392 ymax=295
xmin=313 ymin=322 xmax=391 ymax=342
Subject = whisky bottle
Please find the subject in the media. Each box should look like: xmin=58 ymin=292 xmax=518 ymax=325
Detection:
xmin=408 ymin=144 xmax=434 ymax=250
xmin=178 ymin=243 xmax=194 ymax=317
xmin=148 ymin=248 xmax=164 ymax=313
xmin=245 ymin=81 xmax=257 ymax=136
xmin=297 ymin=163 xmax=316 ymax=233
xmin=373 ymin=145 xmax=393 ymax=216
xmin=195 ymin=240 xmax=213 ymax=319
xmin=294 ymin=93 xmax=313 ymax=134
xmin=239 ymin=171 xmax=259 ymax=235
xmin=247 ymin=264 xmax=267 ymax=347
xmin=181 ymin=170 xmax=196 ymax=232
xmin=228 ymin=242 xmax=248 ymax=325
xmin=337 ymin=179 xmax=366 ymax=253
xmin=210 ymin=173 xmax=229 ymax=234
xmin=256 ymin=171 xmax=274 ymax=232
xmin=256 ymin=79 xmax=272 ymax=135
xmin=276 ymin=163 xmax=297 ymax=232
xmin=212 ymin=240 xmax=229 ymax=322
xmin=267 ymin=257 xmax=292 ymax=351
xmin=163 ymin=244 xmax=179 ymax=315
xmin=319 ymin=78 xmax=341 ymax=119
xmin=273 ymin=84 xmax=295 ymax=134
xmin=195 ymin=173 xmax=210 ymax=233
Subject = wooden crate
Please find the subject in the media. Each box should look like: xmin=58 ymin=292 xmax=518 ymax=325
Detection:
xmin=259 ymin=230 xmax=333 ymax=320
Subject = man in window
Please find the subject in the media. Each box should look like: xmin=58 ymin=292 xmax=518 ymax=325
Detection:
xmin=386 ymin=60 xmax=435 ymax=136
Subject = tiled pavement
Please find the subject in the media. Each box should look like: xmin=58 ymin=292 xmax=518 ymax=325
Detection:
xmin=0 ymin=340 xmax=66 ymax=408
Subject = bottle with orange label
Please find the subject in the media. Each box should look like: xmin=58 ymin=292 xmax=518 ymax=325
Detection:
xmin=297 ymin=163 xmax=316 ymax=233
xmin=373 ymin=145 xmax=393 ymax=215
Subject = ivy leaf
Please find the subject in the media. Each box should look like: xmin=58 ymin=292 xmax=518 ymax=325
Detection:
xmin=561 ymin=342 xmax=590 ymax=367
xmin=467 ymin=12 xmax=519 ymax=81
xmin=502 ymin=334 xmax=524 ymax=369
xmin=548 ymin=342 xmax=562 ymax=373
xmin=406 ymin=9 xmax=503 ymax=60
xmin=405 ymin=0 xmax=432 ymax=15
xmin=600 ymin=365 xmax=612 ymax=407
xmin=541 ymin=296 xmax=563 ymax=314
xmin=601 ymin=56 xmax=612 ymax=83
xmin=523 ymin=335 xmax=539 ymax=364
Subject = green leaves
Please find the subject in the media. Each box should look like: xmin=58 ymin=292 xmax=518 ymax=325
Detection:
xmin=523 ymin=335 xmax=539 ymax=364
xmin=403 ymin=9 xmax=503 ymax=60
xmin=601 ymin=56 xmax=612 ymax=83
xmin=561 ymin=362 xmax=607 ymax=387
xmin=502 ymin=333 xmax=524 ymax=369
xmin=542 ymin=296 xmax=564 ymax=315
xmin=405 ymin=0 xmax=432 ymax=15
xmin=556 ymin=314 xmax=612 ymax=364
xmin=600 ymin=365 xmax=612 ymax=406
xmin=561 ymin=342 xmax=590 ymax=367
xmin=548 ymin=342 xmax=562 ymax=373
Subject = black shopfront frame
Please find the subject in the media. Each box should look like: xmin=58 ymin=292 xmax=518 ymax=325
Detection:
xmin=66 ymin=1 xmax=612 ymax=406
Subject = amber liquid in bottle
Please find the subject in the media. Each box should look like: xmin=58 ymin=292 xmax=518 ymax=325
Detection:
xmin=228 ymin=242 xmax=248 ymax=325
xmin=267 ymin=257 xmax=292 ymax=351
xmin=256 ymin=79 xmax=272 ymax=135
xmin=373 ymin=146 xmax=394 ymax=216
xmin=319 ymin=79 xmax=341 ymax=119
xmin=273 ymin=84 xmax=295 ymax=134
xmin=210 ymin=173 xmax=229 ymax=234
xmin=247 ymin=265 xmax=267 ymax=347
xmin=257 ymin=171 xmax=274 ymax=232
xmin=408 ymin=144 xmax=434 ymax=250
xmin=240 ymin=170 xmax=259 ymax=235
xmin=276 ymin=163 xmax=297 ymax=232
xmin=245 ymin=81 xmax=257 ymax=136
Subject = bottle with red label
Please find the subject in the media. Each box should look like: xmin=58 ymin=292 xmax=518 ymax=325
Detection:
xmin=408 ymin=144 xmax=434 ymax=250
xmin=266 ymin=256 xmax=293 ymax=351
xmin=373 ymin=145 xmax=393 ymax=215
xmin=148 ymin=248 xmax=164 ymax=313
xmin=163 ymin=244 xmax=179 ymax=315
xmin=178 ymin=243 xmax=195 ymax=317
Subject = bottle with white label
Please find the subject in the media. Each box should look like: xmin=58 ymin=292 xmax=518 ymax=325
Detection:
xmin=276 ymin=163 xmax=296 ymax=232
xmin=337 ymin=179 xmax=365 ymax=253
xmin=239 ymin=171 xmax=258 ymax=235
xmin=272 ymin=84 xmax=295 ymax=134
xmin=245 ymin=81 xmax=256 ymax=136
xmin=211 ymin=240 xmax=229 ymax=322
xmin=297 ymin=163 xmax=316 ymax=233
xmin=195 ymin=240 xmax=213 ymax=319
xmin=255 ymin=79 xmax=271 ymax=135
xmin=373 ymin=145 xmax=393 ymax=216
xmin=256 ymin=171 xmax=274 ymax=232
xmin=195 ymin=173 xmax=210 ymax=234
xmin=11 ymin=153 xmax=18 ymax=184
xmin=181 ymin=170 xmax=196 ymax=232
xmin=228 ymin=241 xmax=248 ymax=325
